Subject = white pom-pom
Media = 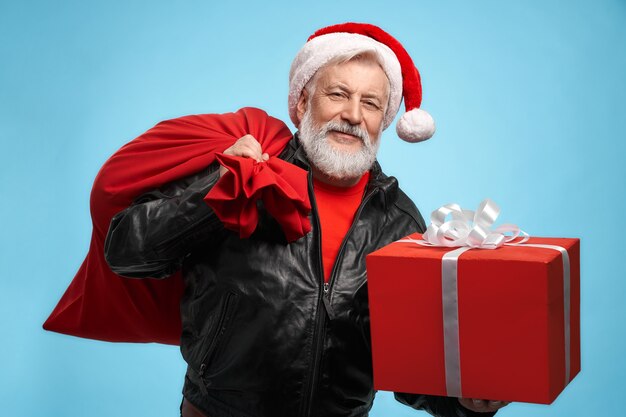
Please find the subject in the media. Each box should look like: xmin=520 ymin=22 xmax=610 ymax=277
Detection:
xmin=396 ymin=108 xmax=436 ymax=143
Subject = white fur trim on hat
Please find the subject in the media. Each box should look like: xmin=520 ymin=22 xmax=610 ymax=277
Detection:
xmin=288 ymin=32 xmax=403 ymax=129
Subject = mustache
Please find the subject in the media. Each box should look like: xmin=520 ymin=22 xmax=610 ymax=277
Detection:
xmin=322 ymin=121 xmax=369 ymax=144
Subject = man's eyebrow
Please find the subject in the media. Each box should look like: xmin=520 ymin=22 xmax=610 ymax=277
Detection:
xmin=325 ymin=83 xmax=354 ymax=93
xmin=325 ymin=83 xmax=384 ymax=101
xmin=362 ymin=93 xmax=383 ymax=101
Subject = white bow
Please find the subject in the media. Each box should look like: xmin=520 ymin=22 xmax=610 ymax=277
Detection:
xmin=416 ymin=199 xmax=528 ymax=249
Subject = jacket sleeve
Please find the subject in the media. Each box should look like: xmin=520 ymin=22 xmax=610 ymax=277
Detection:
xmin=393 ymin=187 xmax=427 ymax=234
xmin=394 ymin=393 xmax=497 ymax=417
xmin=104 ymin=163 xmax=225 ymax=279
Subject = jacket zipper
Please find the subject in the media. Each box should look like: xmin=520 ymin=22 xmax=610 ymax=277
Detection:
xmin=300 ymin=171 xmax=326 ymax=417
xmin=197 ymin=291 xmax=238 ymax=393
xmin=326 ymin=187 xmax=378 ymax=296
xmin=300 ymin=175 xmax=379 ymax=417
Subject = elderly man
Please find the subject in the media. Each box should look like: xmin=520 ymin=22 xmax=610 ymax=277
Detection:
xmin=104 ymin=23 xmax=509 ymax=417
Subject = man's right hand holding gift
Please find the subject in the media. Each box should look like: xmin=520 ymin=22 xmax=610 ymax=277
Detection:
xmin=395 ymin=393 xmax=511 ymax=415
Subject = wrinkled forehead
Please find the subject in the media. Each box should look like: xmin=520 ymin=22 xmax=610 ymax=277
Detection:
xmin=310 ymin=56 xmax=391 ymax=100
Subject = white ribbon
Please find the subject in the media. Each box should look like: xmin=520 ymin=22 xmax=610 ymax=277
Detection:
xmin=397 ymin=199 xmax=571 ymax=398
xmin=401 ymin=198 xmax=528 ymax=249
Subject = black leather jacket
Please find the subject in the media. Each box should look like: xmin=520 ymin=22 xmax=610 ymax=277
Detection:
xmin=105 ymin=135 xmax=495 ymax=417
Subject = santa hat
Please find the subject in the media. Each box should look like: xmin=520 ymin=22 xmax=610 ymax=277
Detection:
xmin=288 ymin=22 xmax=435 ymax=143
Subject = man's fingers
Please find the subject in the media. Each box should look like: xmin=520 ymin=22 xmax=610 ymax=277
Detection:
xmin=225 ymin=143 xmax=263 ymax=162
xmin=239 ymin=136 xmax=264 ymax=159
xmin=219 ymin=135 xmax=269 ymax=176
xmin=459 ymin=397 xmax=510 ymax=412
xmin=219 ymin=147 xmax=259 ymax=177
xmin=224 ymin=135 xmax=266 ymax=162
xmin=237 ymin=135 xmax=263 ymax=157
xmin=229 ymin=143 xmax=261 ymax=159
xmin=237 ymin=146 xmax=264 ymax=162
xmin=472 ymin=399 xmax=487 ymax=409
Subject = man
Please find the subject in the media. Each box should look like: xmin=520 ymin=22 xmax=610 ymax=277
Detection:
xmin=104 ymin=23 xmax=510 ymax=417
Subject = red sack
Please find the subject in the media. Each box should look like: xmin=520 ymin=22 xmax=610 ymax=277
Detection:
xmin=206 ymin=153 xmax=311 ymax=242
xmin=44 ymin=107 xmax=297 ymax=344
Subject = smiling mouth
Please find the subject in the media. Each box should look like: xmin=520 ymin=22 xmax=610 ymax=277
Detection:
xmin=330 ymin=130 xmax=362 ymax=144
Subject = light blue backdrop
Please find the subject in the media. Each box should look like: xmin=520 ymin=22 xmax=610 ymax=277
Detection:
xmin=1 ymin=1 xmax=624 ymax=416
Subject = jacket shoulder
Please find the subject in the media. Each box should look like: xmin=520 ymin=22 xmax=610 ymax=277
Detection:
xmin=391 ymin=184 xmax=427 ymax=234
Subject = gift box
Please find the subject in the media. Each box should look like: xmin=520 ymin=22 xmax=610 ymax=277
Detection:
xmin=366 ymin=232 xmax=580 ymax=404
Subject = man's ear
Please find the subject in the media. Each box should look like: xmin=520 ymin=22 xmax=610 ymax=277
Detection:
xmin=295 ymin=89 xmax=309 ymax=128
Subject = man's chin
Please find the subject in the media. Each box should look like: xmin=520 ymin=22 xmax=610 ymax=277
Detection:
xmin=317 ymin=166 xmax=368 ymax=183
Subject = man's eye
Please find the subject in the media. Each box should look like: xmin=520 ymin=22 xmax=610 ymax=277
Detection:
xmin=364 ymin=101 xmax=380 ymax=109
xmin=329 ymin=92 xmax=345 ymax=99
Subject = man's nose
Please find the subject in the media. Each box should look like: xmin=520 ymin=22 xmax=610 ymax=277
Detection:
xmin=340 ymin=98 xmax=363 ymax=125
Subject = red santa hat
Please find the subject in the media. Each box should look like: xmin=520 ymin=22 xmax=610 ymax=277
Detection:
xmin=288 ymin=22 xmax=435 ymax=143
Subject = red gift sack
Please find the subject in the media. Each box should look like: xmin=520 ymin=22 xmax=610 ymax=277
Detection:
xmin=43 ymin=107 xmax=300 ymax=344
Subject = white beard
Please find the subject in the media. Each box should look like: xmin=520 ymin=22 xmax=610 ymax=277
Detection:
xmin=298 ymin=109 xmax=381 ymax=179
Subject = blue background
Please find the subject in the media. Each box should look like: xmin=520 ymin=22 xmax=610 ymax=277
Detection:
xmin=1 ymin=0 xmax=624 ymax=416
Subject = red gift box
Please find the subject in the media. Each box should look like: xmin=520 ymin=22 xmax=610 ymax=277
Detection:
xmin=366 ymin=233 xmax=580 ymax=404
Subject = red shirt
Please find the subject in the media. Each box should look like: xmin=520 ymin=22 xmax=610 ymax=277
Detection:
xmin=313 ymin=172 xmax=370 ymax=282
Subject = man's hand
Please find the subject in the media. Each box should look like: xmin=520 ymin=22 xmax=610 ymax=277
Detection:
xmin=458 ymin=398 xmax=511 ymax=413
xmin=220 ymin=134 xmax=269 ymax=177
